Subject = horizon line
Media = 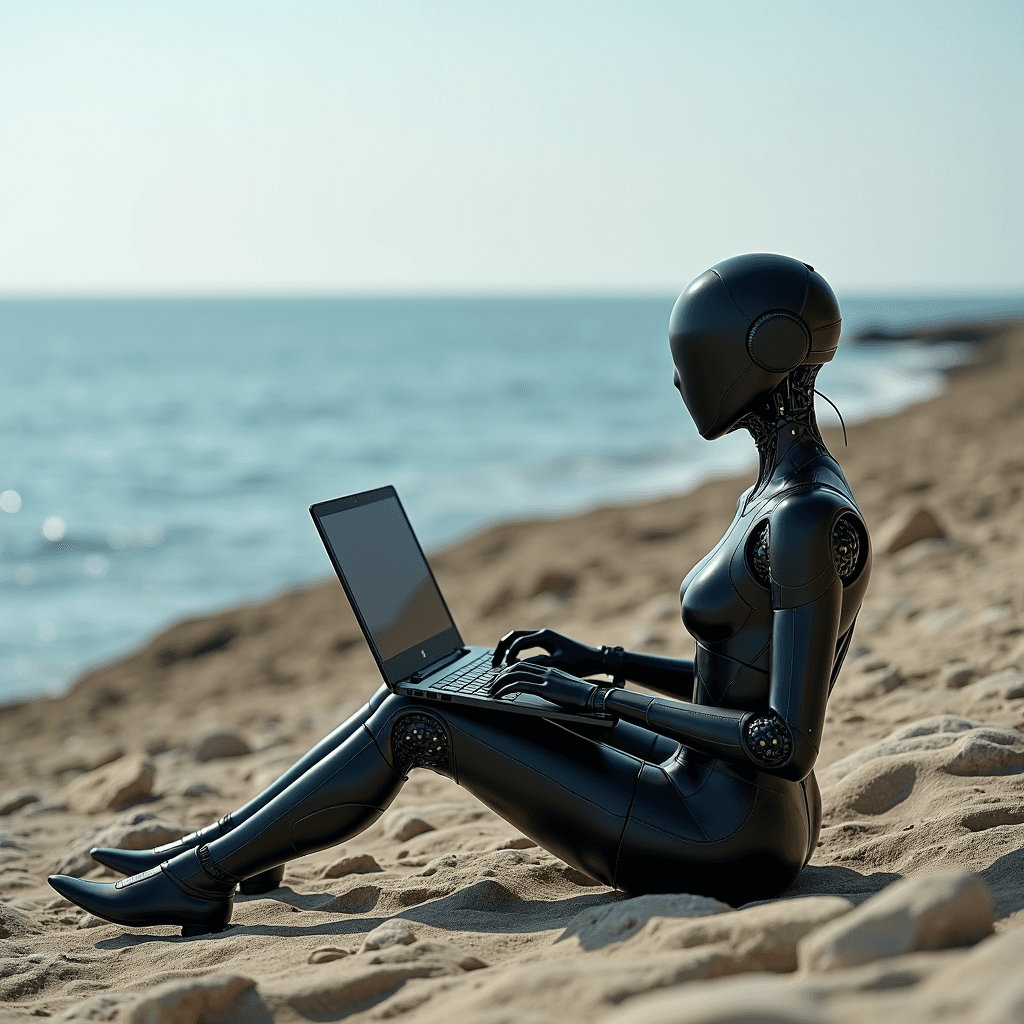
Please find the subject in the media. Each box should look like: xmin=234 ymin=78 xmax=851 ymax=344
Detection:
xmin=2 ymin=288 xmax=1024 ymax=303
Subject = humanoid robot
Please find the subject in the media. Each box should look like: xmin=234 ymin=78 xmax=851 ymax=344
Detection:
xmin=49 ymin=253 xmax=871 ymax=935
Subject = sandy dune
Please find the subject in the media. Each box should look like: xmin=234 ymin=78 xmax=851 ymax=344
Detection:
xmin=2 ymin=322 xmax=1024 ymax=1022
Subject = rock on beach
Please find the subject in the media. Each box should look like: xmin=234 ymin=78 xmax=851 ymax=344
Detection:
xmin=0 ymin=789 xmax=40 ymax=816
xmin=191 ymin=726 xmax=253 ymax=762
xmin=875 ymin=507 xmax=946 ymax=555
xmin=798 ymin=869 xmax=994 ymax=971
xmin=62 ymin=754 xmax=155 ymax=814
xmin=322 ymin=852 xmax=382 ymax=878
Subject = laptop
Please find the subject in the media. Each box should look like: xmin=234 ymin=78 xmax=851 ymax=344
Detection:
xmin=309 ymin=485 xmax=614 ymax=726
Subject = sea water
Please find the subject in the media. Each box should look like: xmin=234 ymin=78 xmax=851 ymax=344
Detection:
xmin=1 ymin=294 xmax=1022 ymax=704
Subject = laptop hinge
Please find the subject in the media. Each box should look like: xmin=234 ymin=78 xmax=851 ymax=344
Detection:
xmin=404 ymin=648 xmax=469 ymax=685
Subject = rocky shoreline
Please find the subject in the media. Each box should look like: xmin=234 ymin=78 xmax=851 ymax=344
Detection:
xmin=2 ymin=320 xmax=1024 ymax=1022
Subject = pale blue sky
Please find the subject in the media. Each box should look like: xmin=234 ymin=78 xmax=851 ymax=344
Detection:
xmin=0 ymin=1 xmax=1021 ymax=295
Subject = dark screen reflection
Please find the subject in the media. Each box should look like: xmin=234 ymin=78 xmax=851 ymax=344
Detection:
xmin=318 ymin=497 xmax=454 ymax=661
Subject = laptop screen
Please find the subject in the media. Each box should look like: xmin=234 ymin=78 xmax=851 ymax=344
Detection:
xmin=312 ymin=488 xmax=462 ymax=684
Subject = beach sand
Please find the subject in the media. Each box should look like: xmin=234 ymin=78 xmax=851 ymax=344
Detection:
xmin=2 ymin=323 xmax=1024 ymax=1022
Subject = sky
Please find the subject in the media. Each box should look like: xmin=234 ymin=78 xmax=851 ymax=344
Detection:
xmin=0 ymin=1 xmax=1021 ymax=296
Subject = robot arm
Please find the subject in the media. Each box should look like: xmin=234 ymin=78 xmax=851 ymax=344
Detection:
xmin=604 ymin=493 xmax=856 ymax=781
xmin=602 ymin=647 xmax=695 ymax=699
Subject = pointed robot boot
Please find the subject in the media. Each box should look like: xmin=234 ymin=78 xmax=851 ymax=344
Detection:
xmin=48 ymin=847 xmax=236 ymax=936
xmin=89 ymin=820 xmax=285 ymax=896
xmin=89 ymin=817 xmax=230 ymax=878
xmin=54 ymin=708 xmax=419 ymax=933
xmin=200 ymin=721 xmax=408 ymax=886
xmin=88 ymin=687 xmax=391 ymax=895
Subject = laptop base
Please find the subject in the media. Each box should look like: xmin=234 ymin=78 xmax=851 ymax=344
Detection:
xmin=393 ymin=646 xmax=615 ymax=727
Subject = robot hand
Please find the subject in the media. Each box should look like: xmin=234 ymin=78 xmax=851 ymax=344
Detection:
xmin=491 ymin=628 xmax=604 ymax=676
xmin=490 ymin=661 xmax=605 ymax=711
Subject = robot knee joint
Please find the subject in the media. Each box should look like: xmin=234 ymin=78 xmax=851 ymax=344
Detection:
xmin=390 ymin=711 xmax=451 ymax=776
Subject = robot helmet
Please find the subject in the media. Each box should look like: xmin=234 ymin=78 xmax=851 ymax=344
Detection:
xmin=669 ymin=253 xmax=841 ymax=439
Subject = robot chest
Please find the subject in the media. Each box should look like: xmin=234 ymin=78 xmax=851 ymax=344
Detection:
xmin=680 ymin=517 xmax=772 ymax=651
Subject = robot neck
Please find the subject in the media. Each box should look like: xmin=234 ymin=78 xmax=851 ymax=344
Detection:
xmin=737 ymin=364 xmax=826 ymax=496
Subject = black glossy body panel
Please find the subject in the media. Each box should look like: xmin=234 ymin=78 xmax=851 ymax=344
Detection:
xmin=601 ymin=437 xmax=870 ymax=784
xmin=207 ymin=689 xmax=821 ymax=904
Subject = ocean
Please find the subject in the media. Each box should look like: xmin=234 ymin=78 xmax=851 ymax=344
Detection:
xmin=2 ymin=294 xmax=1023 ymax=705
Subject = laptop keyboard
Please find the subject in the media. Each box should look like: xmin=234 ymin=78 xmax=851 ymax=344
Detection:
xmin=429 ymin=652 xmax=510 ymax=697
xmin=417 ymin=651 xmax=610 ymax=723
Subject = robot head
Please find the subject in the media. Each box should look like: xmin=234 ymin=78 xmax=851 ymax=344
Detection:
xmin=669 ymin=253 xmax=841 ymax=439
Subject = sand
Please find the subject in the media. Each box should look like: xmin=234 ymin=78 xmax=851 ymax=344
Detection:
xmin=2 ymin=322 xmax=1024 ymax=1023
